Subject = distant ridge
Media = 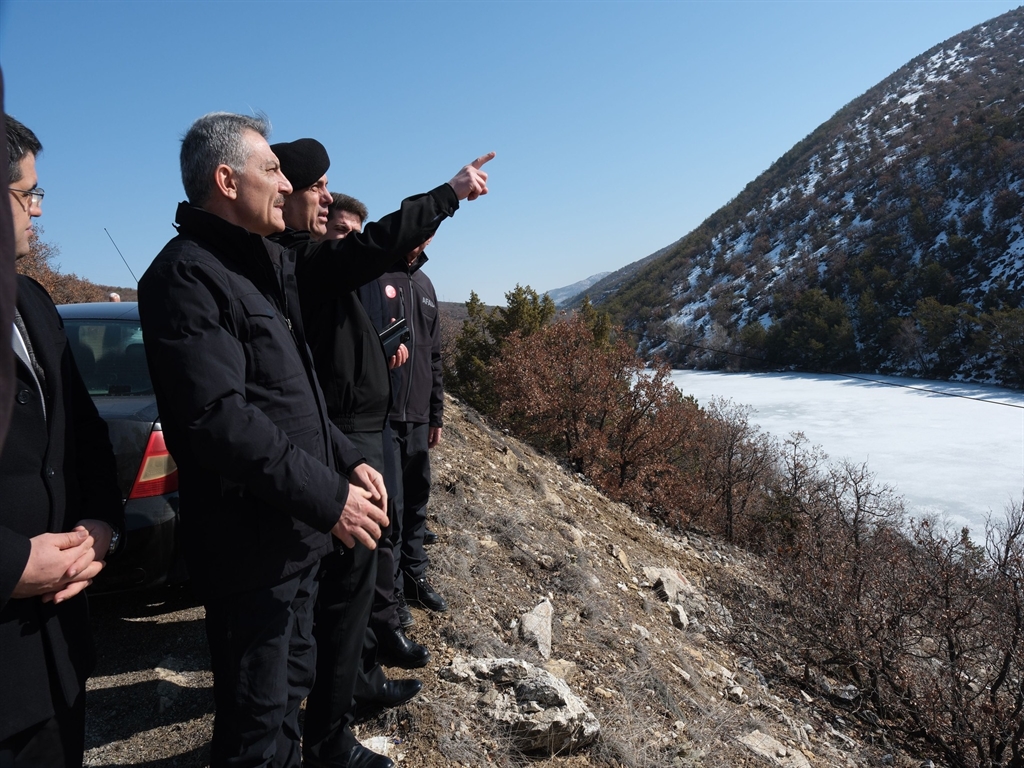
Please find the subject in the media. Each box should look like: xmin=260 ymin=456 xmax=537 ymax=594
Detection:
xmin=562 ymin=241 xmax=680 ymax=307
xmin=587 ymin=7 xmax=1024 ymax=388
xmin=544 ymin=271 xmax=612 ymax=306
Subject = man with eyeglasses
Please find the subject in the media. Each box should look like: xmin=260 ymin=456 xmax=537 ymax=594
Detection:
xmin=1 ymin=115 xmax=124 ymax=767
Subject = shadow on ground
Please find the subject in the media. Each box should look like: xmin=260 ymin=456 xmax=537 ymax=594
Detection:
xmin=85 ymin=583 xmax=214 ymax=767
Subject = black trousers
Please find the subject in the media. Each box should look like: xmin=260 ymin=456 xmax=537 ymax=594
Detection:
xmin=370 ymin=422 xmax=402 ymax=632
xmin=341 ymin=429 xmax=400 ymax=633
xmin=303 ymin=546 xmax=381 ymax=764
xmin=391 ymin=421 xmax=431 ymax=590
xmin=203 ymin=563 xmax=318 ymax=768
xmin=0 ymin=670 xmax=85 ymax=768
xmin=303 ymin=431 xmax=387 ymax=766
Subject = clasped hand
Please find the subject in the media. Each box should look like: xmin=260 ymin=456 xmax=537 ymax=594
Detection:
xmin=13 ymin=519 xmax=114 ymax=604
xmin=331 ymin=464 xmax=389 ymax=550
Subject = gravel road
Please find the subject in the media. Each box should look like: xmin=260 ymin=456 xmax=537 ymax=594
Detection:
xmin=84 ymin=585 xmax=214 ymax=767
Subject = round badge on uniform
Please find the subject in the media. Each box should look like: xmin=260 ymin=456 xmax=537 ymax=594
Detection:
xmin=385 ymin=285 xmax=398 ymax=299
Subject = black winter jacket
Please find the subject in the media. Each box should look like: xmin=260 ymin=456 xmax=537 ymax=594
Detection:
xmin=138 ymin=204 xmax=365 ymax=599
xmin=280 ymin=230 xmax=390 ymax=434
xmin=372 ymin=255 xmax=442 ymax=427
xmin=281 ymin=184 xmax=458 ymax=435
xmin=0 ymin=276 xmax=122 ymax=740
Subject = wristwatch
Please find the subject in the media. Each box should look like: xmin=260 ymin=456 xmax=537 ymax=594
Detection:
xmin=107 ymin=527 xmax=122 ymax=557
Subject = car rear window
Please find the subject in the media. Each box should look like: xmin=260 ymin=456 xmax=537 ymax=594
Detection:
xmin=63 ymin=319 xmax=151 ymax=396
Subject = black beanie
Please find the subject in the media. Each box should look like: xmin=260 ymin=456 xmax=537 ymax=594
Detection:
xmin=270 ymin=138 xmax=330 ymax=190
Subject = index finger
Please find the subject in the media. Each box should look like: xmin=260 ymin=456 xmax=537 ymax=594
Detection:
xmin=470 ymin=151 xmax=496 ymax=170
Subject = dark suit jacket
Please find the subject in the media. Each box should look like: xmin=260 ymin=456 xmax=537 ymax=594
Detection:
xmin=0 ymin=71 xmax=16 ymax=450
xmin=0 ymin=275 xmax=122 ymax=741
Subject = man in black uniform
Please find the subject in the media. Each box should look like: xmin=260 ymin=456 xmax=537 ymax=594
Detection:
xmin=316 ymin=192 xmax=426 ymax=666
xmin=1 ymin=115 xmax=123 ymax=768
xmin=268 ymin=139 xmax=493 ymax=768
xmin=373 ymin=239 xmax=448 ymax=616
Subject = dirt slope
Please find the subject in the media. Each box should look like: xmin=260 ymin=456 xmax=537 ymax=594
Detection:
xmin=84 ymin=395 xmax=918 ymax=767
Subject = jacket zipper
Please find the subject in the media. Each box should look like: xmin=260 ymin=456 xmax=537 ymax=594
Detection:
xmin=400 ymin=278 xmax=415 ymax=421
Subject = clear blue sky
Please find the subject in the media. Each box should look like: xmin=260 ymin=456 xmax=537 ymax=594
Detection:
xmin=2 ymin=0 xmax=1020 ymax=305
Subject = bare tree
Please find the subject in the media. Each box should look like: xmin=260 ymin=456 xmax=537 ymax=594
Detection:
xmin=693 ymin=397 xmax=775 ymax=544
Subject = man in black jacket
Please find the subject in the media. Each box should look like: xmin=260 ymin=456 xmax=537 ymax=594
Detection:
xmin=1 ymin=116 xmax=123 ymax=768
xmin=0 ymin=74 xmax=16 ymax=451
xmin=269 ymin=139 xmax=492 ymax=768
xmin=374 ymin=241 xmax=448 ymax=616
xmin=139 ymin=113 xmax=393 ymax=768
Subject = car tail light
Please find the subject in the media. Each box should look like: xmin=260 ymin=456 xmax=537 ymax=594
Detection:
xmin=128 ymin=427 xmax=179 ymax=499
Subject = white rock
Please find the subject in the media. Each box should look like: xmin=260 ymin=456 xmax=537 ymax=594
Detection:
xmin=441 ymin=657 xmax=600 ymax=755
xmin=738 ymin=730 xmax=811 ymax=767
xmin=520 ymin=599 xmax=554 ymax=659
xmin=642 ymin=567 xmax=695 ymax=604
xmin=727 ymin=685 xmax=748 ymax=703
xmin=361 ymin=736 xmax=390 ymax=757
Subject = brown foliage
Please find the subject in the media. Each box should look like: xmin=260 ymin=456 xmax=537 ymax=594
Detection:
xmin=490 ymin=313 xmax=700 ymax=523
xmin=15 ymin=228 xmax=135 ymax=304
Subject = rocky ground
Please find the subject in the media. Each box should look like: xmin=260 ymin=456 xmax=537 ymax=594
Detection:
xmin=83 ymin=394 xmax=928 ymax=768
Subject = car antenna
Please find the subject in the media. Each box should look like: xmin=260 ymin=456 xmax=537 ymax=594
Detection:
xmin=104 ymin=228 xmax=139 ymax=284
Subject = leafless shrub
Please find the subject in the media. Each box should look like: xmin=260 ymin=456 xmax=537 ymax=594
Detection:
xmin=689 ymin=397 xmax=776 ymax=545
xmin=486 ymin=509 xmax=529 ymax=550
xmin=764 ymin=457 xmax=1024 ymax=767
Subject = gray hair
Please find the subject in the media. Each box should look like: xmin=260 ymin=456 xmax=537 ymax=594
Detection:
xmin=180 ymin=112 xmax=270 ymax=206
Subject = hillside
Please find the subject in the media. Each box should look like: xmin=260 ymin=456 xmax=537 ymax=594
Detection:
xmin=382 ymin=395 xmax=918 ymax=767
xmin=578 ymin=7 xmax=1024 ymax=388
xmin=84 ymin=393 xmax=930 ymax=768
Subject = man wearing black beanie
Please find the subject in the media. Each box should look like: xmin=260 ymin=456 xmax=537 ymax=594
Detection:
xmin=270 ymin=138 xmax=494 ymax=768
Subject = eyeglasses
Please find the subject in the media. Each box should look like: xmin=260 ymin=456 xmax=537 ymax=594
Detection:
xmin=8 ymin=186 xmax=45 ymax=209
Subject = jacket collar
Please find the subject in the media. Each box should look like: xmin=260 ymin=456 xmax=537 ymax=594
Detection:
xmin=270 ymin=228 xmax=312 ymax=249
xmin=173 ymin=202 xmax=281 ymax=271
xmin=403 ymin=251 xmax=429 ymax=275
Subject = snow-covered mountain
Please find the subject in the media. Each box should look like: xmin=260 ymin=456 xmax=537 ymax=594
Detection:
xmin=581 ymin=7 xmax=1024 ymax=388
xmin=544 ymin=272 xmax=612 ymax=306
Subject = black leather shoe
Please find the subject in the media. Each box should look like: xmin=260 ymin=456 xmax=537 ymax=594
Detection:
xmin=354 ymin=678 xmax=423 ymax=723
xmin=423 ymin=529 xmax=438 ymax=545
xmin=346 ymin=744 xmax=395 ymax=768
xmin=404 ymin=573 xmax=448 ymax=613
xmin=376 ymin=626 xmax=430 ymax=669
xmin=395 ymin=590 xmax=415 ymax=628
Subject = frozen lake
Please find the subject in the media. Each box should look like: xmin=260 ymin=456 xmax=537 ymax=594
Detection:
xmin=671 ymin=370 xmax=1024 ymax=536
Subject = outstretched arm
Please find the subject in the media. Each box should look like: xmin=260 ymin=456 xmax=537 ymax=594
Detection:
xmin=296 ymin=152 xmax=496 ymax=302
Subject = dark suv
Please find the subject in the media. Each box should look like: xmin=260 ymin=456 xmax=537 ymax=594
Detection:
xmin=57 ymin=302 xmax=182 ymax=592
